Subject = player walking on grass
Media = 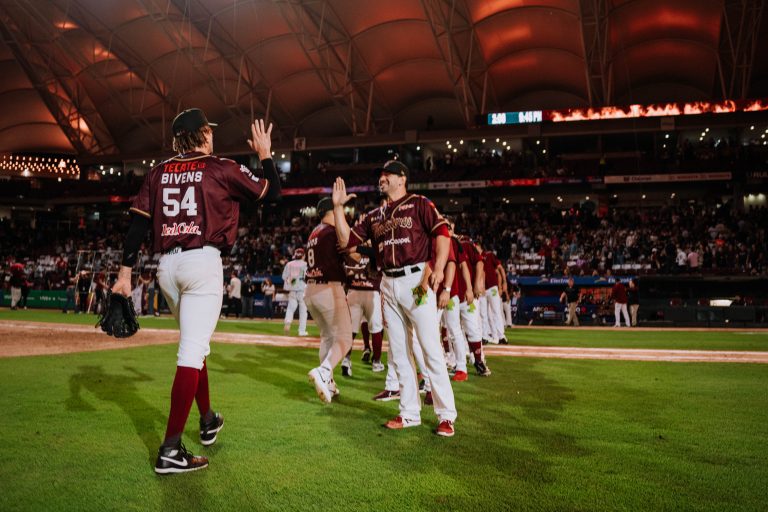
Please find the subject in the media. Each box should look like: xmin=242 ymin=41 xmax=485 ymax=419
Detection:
xmin=305 ymin=197 xmax=353 ymax=402
xmin=331 ymin=161 xmax=457 ymax=437
xmin=282 ymin=249 xmax=308 ymax=336
xmin=343 ymin=248 xmax=385 ymax=375
xmin=112 ymin=109 xmax=280 ymax=474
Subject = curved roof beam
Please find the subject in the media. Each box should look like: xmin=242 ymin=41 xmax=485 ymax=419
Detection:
xmin=350 ymin=17 xmax=431 ymax=41
xmin=0 ymin=122 xmax=66 ymax=136
xmin=486 ymin=47 xmax=586 ymax=69
xmin=420 ymin=0 xmax=488 ymax=126
xmin=608 ymin=37 xmax=720 ymax=60
xmin=0 ymin=7 xmax=117 ymax=155
xmin=50 ymin=0 xmax=180 ymax=146
xmin=168 ymin=0 xmax=297 ymax=140
xmin=473 ymin=5 xmax=580 ymax=27
xmin=372 ymin=57 xmax=457 ymax=79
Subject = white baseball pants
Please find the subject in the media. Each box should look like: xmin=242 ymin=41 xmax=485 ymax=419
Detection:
xmin=485 ymin=286 xmax=504 ymax=342
xmin=443 ymin=297 xmax=467 ymax=372
xmin=305 ymin=283 xmax=352 ymax=378
xmin=380 ymin=267 xmax=456 ymax=423
xmin=157 ymin=246 xmax=223 ymax=370
xmin=348 ymin=289 xmax=383 ymax=333
xmin=614 ymin=302 xmax=630 ymax=327
xmin=460 ymin=300 xmax=482 ymax=342
xmin=284 ymin=289 xmax=307 ymax=333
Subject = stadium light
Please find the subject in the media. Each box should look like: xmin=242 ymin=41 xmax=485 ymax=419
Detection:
xmin=416 ymin=146 xmax=421 ymax=150
xmin=481 ymin=139 xmax=486 ymax=143
xmin=750 ymin=125 xmax=755 ymax=130
xmin=459 ymin=140 xmax=464 ymax=145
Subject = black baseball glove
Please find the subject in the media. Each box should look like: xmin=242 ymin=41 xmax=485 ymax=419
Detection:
xmin=97 ymin=292 xmax=140 ymax=338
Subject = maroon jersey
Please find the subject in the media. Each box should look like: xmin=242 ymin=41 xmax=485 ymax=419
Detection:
xmin=482 ymin=251 xmax=501 ymax=288
xmin=459 ymin=237 xmax=482 ymax=283
xmin=428 ymin=236 xmax=456 ymax=295
xmin=130 ymin=151 xmax=269 ymax=253
xmin=612 ymin=282 xmax=628 ymax=303
xmin=451 ymin=237 xmax=469 ymax=300
xmin=305 ymin=223 xmax=346 ymax=283
xmin=350 ymin=194 xmax=448 ymax=270
xmin=345 ymin=254 xmax=381 ymax=291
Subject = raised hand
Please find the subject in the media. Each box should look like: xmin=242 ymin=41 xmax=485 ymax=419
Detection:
xmin=248 ymin=119 xmax=273 ymax=160
xmin=332 ymin=177 xmax=357 ymax=207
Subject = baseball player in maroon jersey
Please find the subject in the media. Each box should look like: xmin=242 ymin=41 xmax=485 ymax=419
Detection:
xmin=331 ymin=161 xmax=457 ymax=437
xmin=458 ymin=234 xmax=492 ymax=376
xmin=439 ymin=224 xmax=477 ymax=381
xmin=343 ymin=248 xmax=385 ymax=373
xmin=478 ymin=242 xmax=509 ymax=345
xmin=112 ymin=109 xmax=280 ymax=474
xmin=305 ymin=197 xmax=353 ymax=403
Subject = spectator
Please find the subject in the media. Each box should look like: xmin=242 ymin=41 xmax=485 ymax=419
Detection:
xmin=76 ymin=271 xmax=90 ymax=314
xmin=559 ymin=277 xmax=581 ymax=326
xmin=261 ymin=278 xmax=276 ymax=319
xmin=242 ymin=275 xmax=256 ymax=319
xmin=226 ymin=271 xmax=242 ymax=318
xmin=628 ymin=279 xmax=640 ymax=327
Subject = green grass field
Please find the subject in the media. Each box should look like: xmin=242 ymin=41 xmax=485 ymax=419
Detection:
xmin=1 ymin=313 xmax=767 ymax=511
xmin=2 ymin=309 xmax=768 ymax=351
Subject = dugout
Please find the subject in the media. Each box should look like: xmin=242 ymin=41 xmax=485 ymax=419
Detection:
xmin=510 ymin=275 xmax=768 ymax=328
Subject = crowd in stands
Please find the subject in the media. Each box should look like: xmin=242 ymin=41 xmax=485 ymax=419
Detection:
xmin=2 ymin=199 xmax=767 ymax=303
xmin=283 ymin=134 xmax=768 ymax=188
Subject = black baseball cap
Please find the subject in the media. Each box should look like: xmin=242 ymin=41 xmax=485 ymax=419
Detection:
xmin=375 ymin=160 xmax=409 ymax=179
xmin=317 ymin=197 xmax=334 ymax=217
xmin=172 ymin=108 xmax=217 ymax=137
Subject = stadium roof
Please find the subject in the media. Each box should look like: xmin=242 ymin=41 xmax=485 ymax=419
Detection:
xmin=0 ymin=0 xmax=766 ymax=158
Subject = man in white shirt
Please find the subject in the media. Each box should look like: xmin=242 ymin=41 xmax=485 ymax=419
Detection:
xmin=282 ymin=249 xmax=308 ymax=335
xmin=226 ymin=271 xmax=242 ymax=318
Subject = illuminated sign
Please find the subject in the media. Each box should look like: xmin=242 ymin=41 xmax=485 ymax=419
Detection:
xmin=487 ymin=111 xmax=543 ymax=125
xmin=485 ymin=99 xmax=768 ymax=125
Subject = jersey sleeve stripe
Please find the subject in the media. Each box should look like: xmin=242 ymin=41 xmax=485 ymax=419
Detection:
xmin=429 ymin=219 xmax=448 ymax=234
xmin=349 ymin=230 xmax=365 ymax=244
xmin=129 ymin=207 xmax=151 ymax=218
xmin=257 ymin=179 xmax=270 ymax=201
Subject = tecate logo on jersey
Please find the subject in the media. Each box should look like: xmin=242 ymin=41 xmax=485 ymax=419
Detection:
xmin=384 ymin=237 xmax=411 ymax=247
xmin=161 ymin=222 xmax=202 ymax=237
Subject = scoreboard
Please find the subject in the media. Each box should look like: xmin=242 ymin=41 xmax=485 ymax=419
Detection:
xmin=487 ymin=111 xmax=543 ymax=125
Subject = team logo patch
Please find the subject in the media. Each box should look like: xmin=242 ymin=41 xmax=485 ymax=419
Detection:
xmin=240 ymin=164 xmax=260 ymax=182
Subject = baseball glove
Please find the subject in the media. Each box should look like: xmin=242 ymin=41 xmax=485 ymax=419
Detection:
xmin=97 ymin=292 xmax=140 ymax=338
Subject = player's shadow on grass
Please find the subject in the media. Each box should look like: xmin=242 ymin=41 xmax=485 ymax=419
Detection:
xmin=209 ymin=350 xmax=390 ymax=416
xmin=65 ymin=365 xmax=212 ymax=510
xmin=329 ymin=357 xmax=587 ymax=508
xmin=66 ymin=365 xmax=165 ymax=465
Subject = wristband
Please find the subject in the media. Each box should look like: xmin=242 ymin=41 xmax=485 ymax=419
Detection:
xmin=444 ymin=286 xmax=451 ymax=293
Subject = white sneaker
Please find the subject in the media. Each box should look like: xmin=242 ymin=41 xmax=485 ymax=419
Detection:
xmin=371 ymin=361 xmax=385 ymax=372
xmin=341 ymin=357 xmax=352 ymax=377
xmin=298 ymin=331 xmax=309 ymax=336
xmin=308 ymin=367 xmax=332 ymax=403
xmin=328 ymin=378 xmax=340 ymax=398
